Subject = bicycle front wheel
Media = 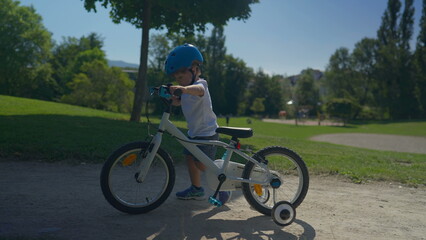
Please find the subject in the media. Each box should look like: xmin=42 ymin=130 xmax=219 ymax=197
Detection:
xmin=100 ymin=141 xmax=175 ymax=214
xmin=242 ymin=146 xmax=309 ymax=216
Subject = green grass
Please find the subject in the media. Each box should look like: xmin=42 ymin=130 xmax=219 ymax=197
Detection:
xmin=223 ymin=118 xmax=426 ymax=186
xmin=1 ymin=95 xmax=425 ymax=186
xmin=0 ymin=95 xmax=175 ymax=163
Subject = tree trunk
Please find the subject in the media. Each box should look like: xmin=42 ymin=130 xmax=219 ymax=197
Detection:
xmin=130 ymin=0 xmax=151 ymax=122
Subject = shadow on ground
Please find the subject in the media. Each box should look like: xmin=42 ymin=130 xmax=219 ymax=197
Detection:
xmin=0 ymin=161 xmax=315 ymax=240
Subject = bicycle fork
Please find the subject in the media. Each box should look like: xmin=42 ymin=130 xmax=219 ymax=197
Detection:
xmin=135 ymin=132 xmax=163 ymax=183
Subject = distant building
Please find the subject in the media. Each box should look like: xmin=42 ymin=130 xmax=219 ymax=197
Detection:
xmin=287 ymin=69 xmax=326 ymax=105
xmin=287 ymin=69 xmax=324 ymax=86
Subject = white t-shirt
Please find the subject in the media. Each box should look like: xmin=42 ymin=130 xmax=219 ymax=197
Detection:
xmin=181 ymin=79 xmax=218 ymax=137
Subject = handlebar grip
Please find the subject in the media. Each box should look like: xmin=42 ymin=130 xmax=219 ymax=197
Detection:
xmin=173 ymin=89 xmax=183 ymax=97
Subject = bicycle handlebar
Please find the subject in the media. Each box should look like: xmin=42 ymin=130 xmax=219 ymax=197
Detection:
xmin=149 ymin=85 xmax=182 ymax=99
xmin=173 ymin=88 xmax=183 ymax=97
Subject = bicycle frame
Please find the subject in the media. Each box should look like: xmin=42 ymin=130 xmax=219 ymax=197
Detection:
xmin=100 ymin=86 xmax=306 ymax=226
xmin=136 ymin=111 xmax=272 ymax=187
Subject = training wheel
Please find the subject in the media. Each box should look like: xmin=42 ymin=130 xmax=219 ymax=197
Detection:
xmin=272 ymin=201 xmax=296 ymax=226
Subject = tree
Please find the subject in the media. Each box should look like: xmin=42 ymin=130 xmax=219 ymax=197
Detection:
xmin=377 ymin=0 xmax=401 ymax=46
xmin=148 ymin=34 xmax=171 ymax=71
xmin=54 ymin=33 xmax=134 ymax=112
xmin=83 ymin=0 xmax=259 ymax=122
xmin=0 ymin=0 xmax=54 ymax=99
xmin=295 ymin=69 xmax=320 ymax=116
xmin=222 ymin=55 xmax=252 ymax=115
xmin=250 ymin=98 xmax=265 ymax=117
xmin=324 ymin=48 xmax=354 ymax=99
xmin=376 ymin=0 xmax=417 ymax=119
xmin=61 ymin=60 xmax=134 ymax=112
xmin=350 ymin=38 xmax=379 ymax=118
xmin=50 ymin=33 xmax=105 ymax=98
xmin=398 ymin=0 xmax=417 ymax=118
xmin=205 ymin=26 xmax=227 ymax=114
xmin=414 ymin=0 xmax=426 ymax=117
xmin=265 ymin=75 xmax=286 ymax=117
xmin=418 ymin=0 xmax=426 ymax=50
xmin=399 ymin=0 xmax=415 ymax=50
xmin=326 ymin=98 xmax=360 ymax=126
xmin=74 ymin=48 xmax=107 ymax=71
xmin=376 ymin=0 xmax=401 ymax=118
xmin=321 ymin=0 xmax=424 ymax=120
xmin=245 ymin=70 xmax=284 ymax=117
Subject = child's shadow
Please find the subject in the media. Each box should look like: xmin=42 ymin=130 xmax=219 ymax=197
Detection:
xmin=168 ymin=206 xmax=315 ymax=240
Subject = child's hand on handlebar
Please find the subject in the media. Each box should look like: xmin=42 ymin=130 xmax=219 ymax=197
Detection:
xmin=169 ymin=85 xmax=183 ymax=106
xmin=169 ymin=85 xmax=185 ymax=96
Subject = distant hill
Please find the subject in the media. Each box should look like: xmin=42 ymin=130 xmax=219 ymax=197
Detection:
xmin=108 ymin=60 xmax=139 ymax=69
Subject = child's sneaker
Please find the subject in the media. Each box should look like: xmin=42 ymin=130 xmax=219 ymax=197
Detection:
xmin=218 ymin=191 xmax=232 ymax=205
xmin=176 ymin=185 xmax=205 ymax=200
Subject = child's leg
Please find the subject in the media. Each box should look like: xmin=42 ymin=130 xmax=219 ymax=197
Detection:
xmin=186 ymin=154 xmax=206 ymax=188
xmin=184 ymin=134 xmax=217 ymax=188
xmin=176 ymin=155 xmax=206 ymax=200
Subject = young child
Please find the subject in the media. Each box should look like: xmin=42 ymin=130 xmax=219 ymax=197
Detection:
xmin=165 ymin=43 xmax=230 ymax=204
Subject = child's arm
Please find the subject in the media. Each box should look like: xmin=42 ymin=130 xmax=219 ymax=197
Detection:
xmin=183 ymin=84 xmax=204 ymax=97
xmin=170 ymin=84 xmax=204 ymax=97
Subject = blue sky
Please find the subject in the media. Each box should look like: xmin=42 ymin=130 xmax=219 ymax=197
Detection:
xmin=20 ymin=0 xmax=423 ymax=76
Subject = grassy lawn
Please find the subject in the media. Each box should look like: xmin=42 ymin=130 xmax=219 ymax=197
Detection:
xmin=1 ymin=95 xmax=425 ymax=186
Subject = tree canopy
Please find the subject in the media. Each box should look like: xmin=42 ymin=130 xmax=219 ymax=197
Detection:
xmin=83 ymin=0 xmax=256 ymax=33
xmin=0 ymin=0 xmax=54 ymax=99
xmin=3 ymin=0 xmax=426 ymax=121
xmin=83 ymin=0 xmax=258 ymax=122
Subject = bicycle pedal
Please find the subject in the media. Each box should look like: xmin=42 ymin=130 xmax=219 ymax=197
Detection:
xmin=208 ymin=196 xmax=223 ymax=207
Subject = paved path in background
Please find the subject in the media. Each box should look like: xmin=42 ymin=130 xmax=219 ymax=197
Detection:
xmin=263 ymin=118 xmax=426 ymax=154
xmin=263 ymin=118 xmax=343 ymax=126
xmin=310 ymin=133 xmax=426 ymax=154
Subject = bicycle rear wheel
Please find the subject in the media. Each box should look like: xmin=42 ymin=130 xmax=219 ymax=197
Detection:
xmin=100 ymin=141 xmax=175 ymax=214
xmin=242 ymin=146 xmax=309 ymax=216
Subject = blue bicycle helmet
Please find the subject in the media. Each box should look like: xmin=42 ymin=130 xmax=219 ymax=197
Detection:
xmin=165 ymin=44 xmax=203 ymax=75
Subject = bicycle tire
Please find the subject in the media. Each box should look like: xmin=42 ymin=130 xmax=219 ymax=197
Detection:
xmin=242 ymin=146 xmax=309 ymax=216
xmin=100 ymin=141 xmax=175 ymax=214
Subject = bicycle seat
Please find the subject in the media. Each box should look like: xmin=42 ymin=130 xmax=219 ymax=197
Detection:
xmin=216 ymin=127 xmax=253 ymax=138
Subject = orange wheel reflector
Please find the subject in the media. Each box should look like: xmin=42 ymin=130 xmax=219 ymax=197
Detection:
xmin=254 ymin=184 xmax=263 ymax=196
xmin=122 ymin=154 xmax=137 ymax=166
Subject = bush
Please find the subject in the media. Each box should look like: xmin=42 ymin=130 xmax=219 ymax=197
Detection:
xmin=61 ymin=61 xmax=134 ymax=113
xmin=357 ymin=106 xmax=383 ymax=120
xmin=326 ymin=98 xmax=361 ymax=124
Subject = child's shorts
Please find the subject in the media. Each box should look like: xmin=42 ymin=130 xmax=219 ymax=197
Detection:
xmin=183 ymin=133 xmax=219 ymax=161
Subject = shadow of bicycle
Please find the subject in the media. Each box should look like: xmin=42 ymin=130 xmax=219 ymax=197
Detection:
xmin=98 ymin=165 xmax=315 ymax=240
xmin=151 ymin=205 xmax=316 ymax=240
xmin=99 ymin=196 xmax=315 ymax=240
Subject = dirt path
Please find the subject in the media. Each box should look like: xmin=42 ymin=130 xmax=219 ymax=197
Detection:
xmin=1 ymin=161 xmax=425 ymax=240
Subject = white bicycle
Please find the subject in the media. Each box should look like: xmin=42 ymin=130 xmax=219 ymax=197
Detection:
xmin=100 ymin=85 xmax=309 ymax=226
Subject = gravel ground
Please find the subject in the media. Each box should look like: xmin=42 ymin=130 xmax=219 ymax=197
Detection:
xmin=1 ymin=160 xmax=425 ymax=240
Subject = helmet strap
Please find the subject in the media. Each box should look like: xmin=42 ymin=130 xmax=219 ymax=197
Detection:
xmin=189 ymin=68 xmax=196 ymax=85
